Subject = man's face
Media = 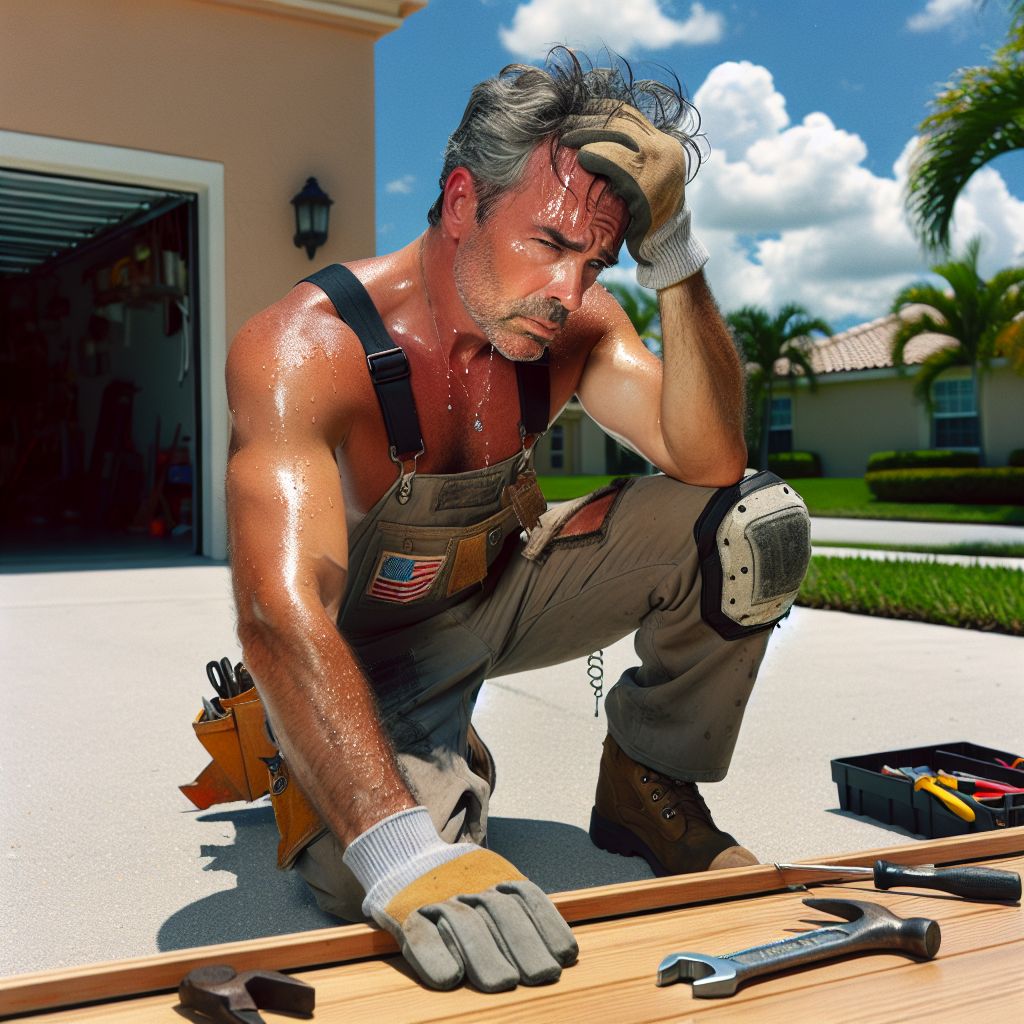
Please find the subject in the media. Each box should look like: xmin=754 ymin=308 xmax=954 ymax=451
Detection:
xmin=452 ymin=145 xmax=629 ymax=361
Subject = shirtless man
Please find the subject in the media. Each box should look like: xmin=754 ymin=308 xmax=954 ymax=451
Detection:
xmin=225 ymin=52 xmax=811 ymax=993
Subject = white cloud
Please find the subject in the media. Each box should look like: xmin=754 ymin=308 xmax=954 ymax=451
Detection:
xmin=499 ymin=0 xmax=724 ymax=59
xmin=907 ymin=0 xmax=974 ymax=33
xmin=385 ymin=175 xmax=416 ymax=194
xmin=681 ymin=61 xmax=1024 ymax=323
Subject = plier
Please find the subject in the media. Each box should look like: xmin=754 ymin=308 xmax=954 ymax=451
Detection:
xmin=889 ymin=766 xmax=978 ymax=822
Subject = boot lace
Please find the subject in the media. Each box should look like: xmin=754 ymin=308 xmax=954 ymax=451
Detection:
xmin=640 ymin=770 xmax=715 ymax=824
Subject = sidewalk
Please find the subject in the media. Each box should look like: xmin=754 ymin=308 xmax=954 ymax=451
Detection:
xmin=810 ymin=515 xmax=1024 ymax=546
xmin=2 ymin=561 xmax=1022 ymax=977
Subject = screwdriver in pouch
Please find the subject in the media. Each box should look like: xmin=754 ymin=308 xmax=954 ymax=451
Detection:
xmin=774 ymin=859 xmax=1021 ymax=901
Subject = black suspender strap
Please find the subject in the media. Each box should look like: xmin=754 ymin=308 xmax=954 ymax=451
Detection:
xmin=514 ymin=350 xmax=550 ymax=441
xmin=301 ymin=264 xmax=551 ymax=459
xmin=301 ymin=264 xmax=424 ymax=461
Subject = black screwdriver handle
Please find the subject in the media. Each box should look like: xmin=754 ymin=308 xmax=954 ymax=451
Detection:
xmin=873 ymin=859 xmax=1021 ymax=901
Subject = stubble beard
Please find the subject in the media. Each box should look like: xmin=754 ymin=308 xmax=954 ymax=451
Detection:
xmin=452 ymin=231 xmax=568 ymax=362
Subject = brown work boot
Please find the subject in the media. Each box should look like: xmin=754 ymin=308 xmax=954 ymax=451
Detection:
xmin=589 ymin=735 xmax=757 ymax=875
xmin=466 ymin=723 xmax=496 ymax=796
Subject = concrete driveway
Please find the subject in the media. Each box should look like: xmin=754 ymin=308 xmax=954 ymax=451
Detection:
xmin=2 ymin=520 xmax=1022 ymax=977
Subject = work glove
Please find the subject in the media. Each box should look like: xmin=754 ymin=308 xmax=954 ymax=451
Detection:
xmin=342 ymin=807 xmax=577 ymax=992
xmin=562 ymin=101 xmax=709 ymax=291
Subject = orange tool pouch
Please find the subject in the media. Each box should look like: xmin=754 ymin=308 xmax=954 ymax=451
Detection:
xmin=179 ymin=686 xmax=327 ymax=869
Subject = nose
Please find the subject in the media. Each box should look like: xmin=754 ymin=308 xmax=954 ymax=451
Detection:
xmin=546 ymin=260 xmax=586 ymax=313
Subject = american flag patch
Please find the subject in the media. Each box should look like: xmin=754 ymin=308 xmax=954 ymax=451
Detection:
xmin=367 ymin=551 xmax=446 ymax=604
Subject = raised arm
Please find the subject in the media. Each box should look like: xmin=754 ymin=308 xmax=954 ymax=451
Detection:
xmin=225 ymin=302 xmax=415 ymax=844
xmin=565 ymin=104 xmax=748 ymax=486
xmin=576 ymin=276 xmax=747 ymax=486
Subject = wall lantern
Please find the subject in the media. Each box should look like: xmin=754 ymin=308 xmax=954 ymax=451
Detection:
xmin=291 ymin=177 xmax=333 ymax=260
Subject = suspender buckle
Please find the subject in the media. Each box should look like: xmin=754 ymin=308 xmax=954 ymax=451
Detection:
xmin=389 ymin=444 xmax=425 ymax=504
xmin=366 ymin=347 xmax=410 ymax=385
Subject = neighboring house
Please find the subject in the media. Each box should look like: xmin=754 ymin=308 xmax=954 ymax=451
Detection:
xmin=0 ymin=0 xmax=423 ymax=560
xmin=773 ymin=311 xmax=1022 ymax=475
xmin=536 ymin=309 xmax=1022 ymax=477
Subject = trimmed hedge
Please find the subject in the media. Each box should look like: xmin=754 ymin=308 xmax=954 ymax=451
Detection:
xmin=866 ymin=449 xmax=980 ymax=471
xmin=1009 ymin=449 xmax=1024 ymax=468
xmin=865 ymin=467 xmax=1024 ymax=504
xmin=768 ymin=450 xmax=822 ymax=477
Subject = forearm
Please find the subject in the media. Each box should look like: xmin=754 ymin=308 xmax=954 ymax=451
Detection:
xmin=658 ymin=272 xmax=747 ymax=484
xmin=238 ymin=603 xmax=416 ymax=845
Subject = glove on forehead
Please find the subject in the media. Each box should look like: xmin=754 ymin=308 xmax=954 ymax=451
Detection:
xmin=561 ymin=101 xmax=686 ymax=265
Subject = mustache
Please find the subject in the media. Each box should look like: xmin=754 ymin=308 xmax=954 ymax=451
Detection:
xmin=507 ymin=299 xmax=570 ymax=327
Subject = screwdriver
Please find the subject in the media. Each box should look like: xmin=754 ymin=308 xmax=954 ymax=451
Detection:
xmin=774 ymin=859 xmax=1021 ymax=901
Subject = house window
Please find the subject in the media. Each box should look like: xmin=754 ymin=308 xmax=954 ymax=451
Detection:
xmin=932 ymin=378 xmax=979 ymax=448
xmin=549 ymin=424 xmax=565 ymax=469
xmin=768 ymin=396 xmax=792 ymax=453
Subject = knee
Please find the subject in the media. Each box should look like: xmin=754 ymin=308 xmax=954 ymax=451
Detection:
xmin=693 ymin=470 xmax=811 ymax=640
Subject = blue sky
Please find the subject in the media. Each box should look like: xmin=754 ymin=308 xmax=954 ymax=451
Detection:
xmin=376 ymin=0 xmax=1023 ymax=329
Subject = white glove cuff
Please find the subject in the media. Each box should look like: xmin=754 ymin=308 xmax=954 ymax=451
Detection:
xmin=342 ymin=806 xmax=471 ymax=917
xmin=635 ymin=204 xmax=709 ymax=291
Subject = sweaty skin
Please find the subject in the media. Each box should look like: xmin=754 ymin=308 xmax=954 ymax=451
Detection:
xmin=225 ymin=143 xmax=746 ymax=846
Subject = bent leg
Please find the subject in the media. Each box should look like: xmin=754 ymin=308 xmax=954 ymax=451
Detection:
xmin=468 ymin=471 xmax=810 ymax=781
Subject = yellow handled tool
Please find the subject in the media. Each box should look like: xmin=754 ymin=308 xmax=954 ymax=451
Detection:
xmin=899 ymin=766 xmax=975 ymax=823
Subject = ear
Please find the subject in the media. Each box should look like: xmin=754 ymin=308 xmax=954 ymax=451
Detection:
xmin=440 ymin=167 xmax=478 ymax=239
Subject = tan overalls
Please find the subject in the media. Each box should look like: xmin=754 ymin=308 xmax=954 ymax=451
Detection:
xmin=293 ymin=266 xmax=780 ymax=919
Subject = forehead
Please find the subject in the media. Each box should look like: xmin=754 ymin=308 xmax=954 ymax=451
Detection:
xmin=501 ymin=144 xmax=628 ymax=241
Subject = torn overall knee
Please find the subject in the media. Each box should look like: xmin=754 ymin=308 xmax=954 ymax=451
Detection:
xmin=693 ymin=470 xmax=811 ymax=640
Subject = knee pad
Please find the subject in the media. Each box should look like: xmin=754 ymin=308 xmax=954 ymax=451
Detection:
xmin=694 ymin=470 xmax=811 ymax=640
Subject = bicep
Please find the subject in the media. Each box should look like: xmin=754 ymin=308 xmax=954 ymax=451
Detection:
xmin=575 ymin=294 xmax=676 ymax=473
xmin=226 ymin=324 xmax=350 ymax=624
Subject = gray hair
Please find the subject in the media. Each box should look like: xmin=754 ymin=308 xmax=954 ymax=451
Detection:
xmin=426 ymin=47 xmax=703 ymax=226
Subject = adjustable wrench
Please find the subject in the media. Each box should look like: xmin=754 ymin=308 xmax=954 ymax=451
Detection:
xmin=657 ymin=897 xmax=940 ymax=998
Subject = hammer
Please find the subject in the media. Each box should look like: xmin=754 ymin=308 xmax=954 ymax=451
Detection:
xmin=179 ymin=964 xmax=315 ymax=1023
xmin=657 ymin=898 xmax=940 ymax=998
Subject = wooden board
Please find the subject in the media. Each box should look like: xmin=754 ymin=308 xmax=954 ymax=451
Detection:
xmin=3 ymin=828 xmax=1023 ymax=1022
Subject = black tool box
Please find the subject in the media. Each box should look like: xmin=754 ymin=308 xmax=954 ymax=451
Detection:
xmin=832 ymin=741 xmax=1024 ymax=838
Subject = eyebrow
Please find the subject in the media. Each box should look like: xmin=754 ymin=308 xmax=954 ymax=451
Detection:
xmin=537 ymin=225 xmax=619 ymax=268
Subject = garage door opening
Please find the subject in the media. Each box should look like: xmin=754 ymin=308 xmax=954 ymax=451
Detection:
xmin=0 ymin=167 xmax=202 ymax=569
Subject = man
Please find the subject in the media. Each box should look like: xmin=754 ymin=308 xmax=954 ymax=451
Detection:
xmin=225 ymin=50 xmax=810 ymax=993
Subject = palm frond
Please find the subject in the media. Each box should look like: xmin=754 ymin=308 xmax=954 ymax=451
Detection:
xmin=906 ymin=57 xmax=1024 ymax=250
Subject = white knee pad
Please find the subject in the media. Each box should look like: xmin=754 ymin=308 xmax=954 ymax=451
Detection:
xmin=694 ymin=470 xmax=811 ymax=640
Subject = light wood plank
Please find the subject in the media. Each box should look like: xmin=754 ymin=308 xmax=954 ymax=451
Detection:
xmin=13 ymin=851 xmax=1021 ymax=1023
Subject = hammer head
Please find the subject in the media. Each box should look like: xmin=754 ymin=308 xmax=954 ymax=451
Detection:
xmin=801 ymin=898 xmax=941 ymax=960
xmin=179 ymin=964 xmax=315 ymax=1023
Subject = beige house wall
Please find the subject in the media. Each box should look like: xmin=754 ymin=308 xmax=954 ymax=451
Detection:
xmin=980 ymin=366 xmax=1024 ymax=465
xmin=1 ymin=0 xmax=386 ymax=333
xmin=792 ymin=364 xmax=1022 ymax=475
xmin=1 ymin=0 xmax=420 ymax=555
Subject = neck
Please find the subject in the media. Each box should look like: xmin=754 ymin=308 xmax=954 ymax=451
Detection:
xmin=418 ymin=228 xmax=488 ymax=364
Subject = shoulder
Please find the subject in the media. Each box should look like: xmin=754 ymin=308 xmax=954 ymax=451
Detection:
xmin=227 ymin=273 xmax=368 ymax=449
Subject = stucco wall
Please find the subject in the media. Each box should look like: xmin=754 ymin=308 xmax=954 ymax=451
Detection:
xmin=793 ymin=365 xmax=1023 ymax=474
xmin=1 ymin=0 xmax=378 ymax=337
xmin=980 ymin=365 xmax=1024 ymax=465
xmin=792 ymin=375 xmax=926 ymax=476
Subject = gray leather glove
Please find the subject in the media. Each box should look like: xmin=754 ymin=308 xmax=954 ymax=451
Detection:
xmin=343 ymin=807 xmax=578 ymax=992
xmin=563 ymin=101 xmax=708 ymax=288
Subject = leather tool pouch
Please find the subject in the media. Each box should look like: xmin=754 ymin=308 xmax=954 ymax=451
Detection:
xmin=180 ymin=685 xmax=327 ymax=869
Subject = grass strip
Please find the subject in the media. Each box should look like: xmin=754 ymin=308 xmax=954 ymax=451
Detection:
xmin=815 ymin=541 xmax=1024 ymax=558
xmin=791 ymin=477 xmax=1024 ymax=525
xmin=797 ymin=555 xmax=1024 ymax=635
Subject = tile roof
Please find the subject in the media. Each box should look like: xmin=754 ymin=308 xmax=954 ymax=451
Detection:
xmin=774 ymin=306 xmax=954 ymax=377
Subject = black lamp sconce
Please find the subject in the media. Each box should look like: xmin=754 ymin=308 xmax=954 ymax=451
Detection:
xmin=291 ymin=177 xmax=334 ymax=260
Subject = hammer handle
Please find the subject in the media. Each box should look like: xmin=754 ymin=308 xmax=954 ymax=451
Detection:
xmin=874 ymin=859 xmax=1021 ymax=901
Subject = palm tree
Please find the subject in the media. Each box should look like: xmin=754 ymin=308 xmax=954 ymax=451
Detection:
xmin=605 ymin=281 xmax=662 ymax=356
xmin=905 ymin=2 xmax=1024 ymax=251
xmin=726 ymin=304 xmax=832 ymax=471
xmin=890 ymin=238 xmax=1024 ymax=464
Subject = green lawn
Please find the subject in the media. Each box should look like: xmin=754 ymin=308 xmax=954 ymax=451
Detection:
xmin=817 ymin=540 xmax=1024 ymax=558
xmin=790 ymin=477 xmax=1024 ymax=524
xmin=538 ymin=474 xmax=1024 ymax=524
xmin=798 ymin=555 xmax=1024 ymax=635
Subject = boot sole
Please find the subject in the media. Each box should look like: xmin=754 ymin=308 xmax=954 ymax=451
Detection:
xmin=589 ymin=808 xmax=670 ymax=878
